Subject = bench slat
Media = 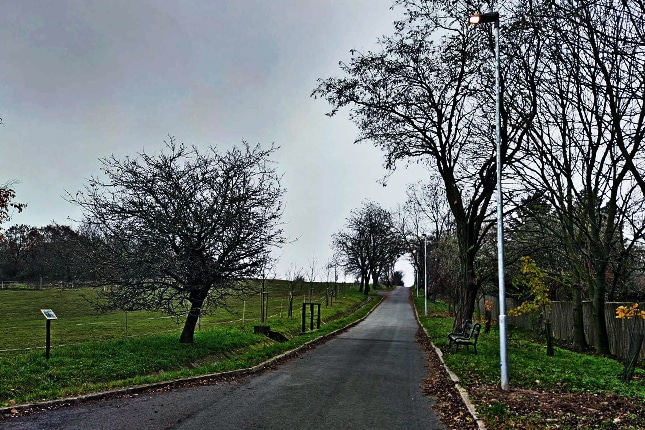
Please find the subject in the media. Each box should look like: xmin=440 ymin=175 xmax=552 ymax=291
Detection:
xmin=447 ymin=322 xmax=481 ymax=354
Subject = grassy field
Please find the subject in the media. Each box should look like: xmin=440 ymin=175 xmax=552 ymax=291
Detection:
xmin=415 ymin=296 xmax=645 ymax=428
xmin=0 ymin=281 xmax=380 ymax=406
xmin=0 ymin=280 xmax=358 ymax=352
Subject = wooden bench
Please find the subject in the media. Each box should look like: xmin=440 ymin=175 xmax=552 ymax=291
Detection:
xmin=448 ymin=322 xmax=481 ymax=354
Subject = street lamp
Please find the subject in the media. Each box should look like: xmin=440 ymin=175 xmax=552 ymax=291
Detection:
xmin=411 ymin=249 xmax=419 ymax=297
xmin=421 ymin=233 xmax=428 ymax=316
xmin=468 ymin=11 xmax=499 ymax=25
xmin=469 ymin=10 xmax=509 ymax=391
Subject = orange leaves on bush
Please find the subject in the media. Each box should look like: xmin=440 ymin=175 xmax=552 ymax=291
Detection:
xmin=616 ymin=303 xmax=645 ymax=320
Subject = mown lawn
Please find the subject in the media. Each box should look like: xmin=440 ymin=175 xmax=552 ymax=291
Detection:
xmin=0 ymin=280 xmax=358 ymax=351
xmin=0 ymin=281 xmax=379 ymax=406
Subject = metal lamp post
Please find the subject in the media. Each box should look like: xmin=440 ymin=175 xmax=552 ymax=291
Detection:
xmin=469 ymin=10 xmax=509 ymax=391
xmin=421 ymin=233 xmax=428 ymax=316
xmin=412 ymin=249 xmax=419 ymax=297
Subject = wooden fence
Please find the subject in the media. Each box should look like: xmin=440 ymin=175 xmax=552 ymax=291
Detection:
xmin=478 ymin=297 xmax=645 ymax=362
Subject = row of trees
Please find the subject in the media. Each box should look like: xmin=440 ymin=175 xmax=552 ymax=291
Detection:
xmin=315 ymin=0 xmax=645 ymax=354
xmin=0 ymin=224 xmax=92 ymax=282
xmin=331 ymin=201 xmax=404 ymax=294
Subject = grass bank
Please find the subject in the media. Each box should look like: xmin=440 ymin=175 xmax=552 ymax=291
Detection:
xmin=0 ymin=283 xmax=381 ymax=407
xmin=415 ymin=296 xmax=645 ymax=429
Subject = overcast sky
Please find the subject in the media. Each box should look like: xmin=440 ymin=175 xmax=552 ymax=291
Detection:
xmin=0 ymin=0 xmax=425 ymax=283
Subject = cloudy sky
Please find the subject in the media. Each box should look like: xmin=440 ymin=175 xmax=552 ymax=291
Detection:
xmin=0 ymin=0 xmax=425 ymax=282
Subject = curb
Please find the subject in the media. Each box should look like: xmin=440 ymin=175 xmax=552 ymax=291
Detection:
xmin=1 ymin=295 xmax=383 ymax=419
xmin=413 ymin=302 xmax=487 ymax=430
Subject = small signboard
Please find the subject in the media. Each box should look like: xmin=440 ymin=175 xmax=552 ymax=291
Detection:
xmin=40 ymin=309 xmax=57 ymax=320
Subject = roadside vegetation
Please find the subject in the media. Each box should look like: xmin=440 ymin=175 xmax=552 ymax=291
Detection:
xmin=0 ymin=281 xmax=380 ymax=407
xmin=415 ymin=297 xmax=645 ymax=429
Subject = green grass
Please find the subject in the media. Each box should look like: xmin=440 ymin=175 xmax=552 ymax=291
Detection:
xmin=0 ymin=282 xmax=379 ymax=406
xmin=415 ymin=297 xmax=645 ymax=428
xmin=0 ymin=287 xmax=183 ymax=350
xmin=0 ymin=281 xmax=359 ymax=351
xmin=0 ymin=328 xmax=259 ymax=404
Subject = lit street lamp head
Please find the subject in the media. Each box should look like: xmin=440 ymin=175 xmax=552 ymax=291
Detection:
xmin=469 ymin=11 xmax=500 ymax=26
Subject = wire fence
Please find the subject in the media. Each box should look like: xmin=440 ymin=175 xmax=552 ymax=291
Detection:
xmin=0 ymin=283 xmax=362 ymax=355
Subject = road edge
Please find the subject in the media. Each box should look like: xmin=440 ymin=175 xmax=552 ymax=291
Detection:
xmin=412 ymin=299 xmax=487 ymax=430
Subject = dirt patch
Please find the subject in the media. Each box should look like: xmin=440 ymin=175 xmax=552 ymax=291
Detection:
xmin=417 ymin=329 xmax=479 ymax=429
xmin=469 ymin=384 xmax=645 ymax=429
xmin=416 ymin=328 xmax=645 ymax=429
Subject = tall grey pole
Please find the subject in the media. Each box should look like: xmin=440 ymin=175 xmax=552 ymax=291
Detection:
xmin=423 ymin=234 xmax=427 ymax=316
xmin=494 ymin=19 xmax=509 ymax=391
xmin=468 ymin=9 xmax=508 ymax=391
xmin=412 ymin=250 xmax=420 ymax=297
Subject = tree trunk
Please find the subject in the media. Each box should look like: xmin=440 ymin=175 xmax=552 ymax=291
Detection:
xmin=484 ymin=308 xmax=492 ymax=334
xmin=359 ymin=269 xmax=369 ymax=293
xmin=545 ymin=319 xmax=554 ymax=356
xmin=363 ymin=272 xmax=371 ymax=295
xmin=453 ymin=251 xmax=479 ymax=333
xmin=180 ymin=288 xmax=207 ymax=343
xmin=454 ymin=281 xmax=478 ymax=333
xmin=571 ymin=282 xmax=588 ymax=350
xmin=591 ymin=274 xmax=611 ymax=355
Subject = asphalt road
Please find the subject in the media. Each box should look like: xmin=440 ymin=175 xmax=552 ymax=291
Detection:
xmin=3 ymin=287 xmax=446 ymax=429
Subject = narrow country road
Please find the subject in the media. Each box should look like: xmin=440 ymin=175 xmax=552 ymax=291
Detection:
xmin=3 ymin=287 xmax=446 ymax=429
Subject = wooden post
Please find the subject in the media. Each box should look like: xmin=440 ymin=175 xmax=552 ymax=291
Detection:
xmin=265 ymin=292 xmax=269 ymax=322
xmin=317 ymin=303 xmax=321 ymax=329
xmin=310 ymin=303 xmax=314 ymax=330
xmin=288 ymin=291 xmax=293 ymax=318
xmin=242 ymin=301 xmax=246 ymax=327
xmin=40 ymin=309 xmax=57 ymax=360
xmin=45 ymin=319 xmax=51 ymax=360
xmin=301 ymin=302 xmax=307 ymax=333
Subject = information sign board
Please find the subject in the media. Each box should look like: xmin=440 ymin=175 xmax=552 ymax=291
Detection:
xmin=41 ymin=309 xmax=57 ymax=320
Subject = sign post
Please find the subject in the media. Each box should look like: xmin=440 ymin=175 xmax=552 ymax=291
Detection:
xmin=40 ymin=309 xmax=57 ymax=360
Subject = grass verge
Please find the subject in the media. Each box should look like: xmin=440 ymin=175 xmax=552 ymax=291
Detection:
xmin=415 ymin=297 xmax=645 ymax=429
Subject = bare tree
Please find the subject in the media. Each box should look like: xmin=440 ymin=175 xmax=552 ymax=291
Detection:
xmin=313 ymin=0 xmax=536 ymax=330
xmin=68 ymin=138 xmax=285 ymax=343
xmin=397 ymin=178 xmax=457 ymax=296
xmin=285 ymin=264 xmax=305 ymax=317
xmin=332 ymin=202 xmax=403 ymax=295
xmin=510 ymin=0 xmax=645 ymax=354
xmin=332 ymin=229 xmax=370 ymax=292
xmin=307 ymin=257 xmax=318 ymax=302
